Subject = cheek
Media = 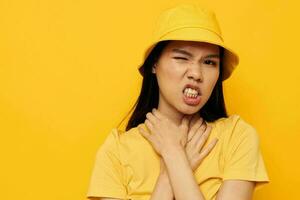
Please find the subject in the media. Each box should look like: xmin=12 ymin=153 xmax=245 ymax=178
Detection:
xmin=169 ymin=61 xmax=188 ymax=74
xmin=156 ymin=69 xmax=183 ymax=97
xmin=203 ymin=69 xmax=220 ymax=92
xmin=211 ymin=70 xmax=220 ymax=85
xmin=160 ymin=58 xmax=187 ymax=74
xmin=156 ymin=62 xmax=185 ymax=83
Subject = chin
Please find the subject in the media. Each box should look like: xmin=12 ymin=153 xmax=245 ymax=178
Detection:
xmin=178 ymin=105 xmax=202 ymax=115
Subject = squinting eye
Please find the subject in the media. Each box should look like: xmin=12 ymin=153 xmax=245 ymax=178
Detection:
xmin=204 ymin=60 xmax=217 ymax=66
xmin=173 ymin=57 xmax=188 ymax=60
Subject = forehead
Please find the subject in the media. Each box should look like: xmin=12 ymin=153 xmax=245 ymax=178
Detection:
xmin=164 ymin=40 xmax=220 ymax=53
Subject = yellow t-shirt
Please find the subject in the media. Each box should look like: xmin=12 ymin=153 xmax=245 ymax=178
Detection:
xmin=86 ymin=114 xmax=270 ymax=200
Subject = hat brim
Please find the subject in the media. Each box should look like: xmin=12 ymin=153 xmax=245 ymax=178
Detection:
xmin=138 ymin=27 xmax=239 ymax=81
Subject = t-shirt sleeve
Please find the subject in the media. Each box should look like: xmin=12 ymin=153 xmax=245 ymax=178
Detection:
xmin=222 ymin=115 xmax=270 ymax=191
xmin=86 ymin=128 xmax=128 ymax=199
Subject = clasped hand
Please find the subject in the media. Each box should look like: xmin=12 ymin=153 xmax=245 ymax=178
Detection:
xmin=138 ymin=108 xmax=218 ymax=172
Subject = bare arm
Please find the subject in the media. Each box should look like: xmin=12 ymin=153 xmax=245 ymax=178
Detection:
xmin=149 ymin=161 xmax=174 ymax=200
xmin=162 ymin=145 xmax=205 ymax=200
xmin=151 ymin=161 xmax=207 ymax=200
xmin=216 ymin=180 xmax=255 ymax=200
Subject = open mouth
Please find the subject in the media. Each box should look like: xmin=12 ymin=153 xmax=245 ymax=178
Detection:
xmin=182 ymin=87 xmax=200 ymax=98
xmin=182 ymin=87 xmax=201 ymax=106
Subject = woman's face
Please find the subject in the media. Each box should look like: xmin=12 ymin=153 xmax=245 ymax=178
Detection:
xmin=153 ymin=40 xmax=220 ymax=115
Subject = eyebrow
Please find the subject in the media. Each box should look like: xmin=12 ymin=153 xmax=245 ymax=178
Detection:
xmin=171 ymin=48 xmax=220 ymax=59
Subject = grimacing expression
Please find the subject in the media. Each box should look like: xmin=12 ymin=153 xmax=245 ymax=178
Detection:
xmin=152 ymin=40 xmax=220 ymax=115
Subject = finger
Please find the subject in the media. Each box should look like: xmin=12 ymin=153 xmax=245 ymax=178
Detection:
xmin=181 ymin=115 xmax=192 ymax=129
xmin=152 ymin=108 xmax=163 ymax=120
xmin=145 ymin=118 xmax=154 ymax=131
xmin=189 ymin=114 xmax=201 ymax=128
xmin=187 ymin=117 xmax=203 ymax=141
xmin=194 ymin=123 xmax=210 ymax=146
xmin=187 ymin=114 xmax=194 ymax=129
xmin=152 ymin=108 xmax=169 ymax=120
xmin=138 ymin=125 xmax=153 ymax=142
xmin=195 ymin=124 xmax=212 ymax=151
xmin=198 ymin=138 xmax=218 ymax=160
xmin=146 ymin=112 xmax=158 ymax=124
xmin=190 ymin=120 xmax=207 ymax=146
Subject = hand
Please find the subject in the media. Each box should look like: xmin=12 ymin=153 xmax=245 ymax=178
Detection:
xmin=184 ymin=114 xmax=218 ymax=172
xmin=138 ymin=108 xmax=191 ymax=156
xmin=159 ymin=157 xmax=167 ymax=175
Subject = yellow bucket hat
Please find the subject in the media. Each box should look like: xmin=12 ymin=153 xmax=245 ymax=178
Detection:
xmin=138 ymin=3 xmax=239 ymax=81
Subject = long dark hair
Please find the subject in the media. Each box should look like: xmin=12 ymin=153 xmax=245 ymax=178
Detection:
xmin=117 ymin=40 xmax=228 ymax=131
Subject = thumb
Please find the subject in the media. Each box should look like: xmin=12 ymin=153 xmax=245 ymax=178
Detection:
xmin=181 ymin=115 xmax=192 ymax=128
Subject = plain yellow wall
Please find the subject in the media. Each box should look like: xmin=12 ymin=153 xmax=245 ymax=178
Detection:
xmin=0 ymin=0 xmax=299 ymax=199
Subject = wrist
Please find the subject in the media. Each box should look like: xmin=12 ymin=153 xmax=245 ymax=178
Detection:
xmin=158 ymin=172 xmax=172 ymax=191
xmin=161 ymin=144 xmax=184 ymax=159
xmin=159 ymin=170 xmax=169 ymax=180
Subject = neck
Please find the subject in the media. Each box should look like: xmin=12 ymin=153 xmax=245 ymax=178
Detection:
xmin=157 ymin=100 xmax=184 ymax=127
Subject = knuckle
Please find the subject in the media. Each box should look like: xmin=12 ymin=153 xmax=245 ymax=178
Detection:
xmin=197 ymin=138 xmax=204 ymax=145
xmin=200 ymin=124 xmax=206 ymax=131
xmin=207 ymin=143 xmax=214 ymax=150
xmin=206 ymin=128 xmax=212 ymax=135
xmin=182 ymin=123 xmax=188 ymax=128
xmin=200 ymin=119 xmax=205 ymax=126
xmin=201 ymin=149 xmax=209 ymax=156
xmin=199 ymin=154 xmax=206 ymax=160
xmin=145 ymin=119 xmax=150 ymax=125
xmin=204 ymin=125 xmax=210 ymax=134
xmin=199 ymin=117 xmax=204 ymax=123
xmin=202 ymin=131 xmax=209 ymax=138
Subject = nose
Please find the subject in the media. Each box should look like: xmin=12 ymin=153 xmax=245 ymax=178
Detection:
xmin=187 ymin=64 xmax=203 ymax=82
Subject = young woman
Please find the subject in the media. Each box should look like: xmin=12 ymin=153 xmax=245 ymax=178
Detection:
xmin=86 ymin=3 xmax=269 ymax=200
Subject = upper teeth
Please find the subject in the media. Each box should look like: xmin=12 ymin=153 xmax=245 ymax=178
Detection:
xmin=184 ymin=88 xmax=199 ymax=96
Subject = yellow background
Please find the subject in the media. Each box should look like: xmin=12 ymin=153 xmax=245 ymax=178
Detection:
xmin=0 ymin=0 xmax=299 ymax=199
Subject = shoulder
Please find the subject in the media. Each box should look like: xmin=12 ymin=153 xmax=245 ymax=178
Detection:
xmin=214 ymin=114 xmax=260 ymax=152
xmin=117 ymin=124 xmax=149 ymax=146
xmin=102 ymin=124 xmax=152 ymax=154
xmin=209 ymin=114 xmax=260 ymax=150
xmin=211 ymin=114 xmax=253 ymax=129
xmin=212 ymin=114 xmax=259 ymax=137
xmin=101 ymin=125 xmax=145 ymax=144
xmin=228 ymin=114 xmax=259 ymax=141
